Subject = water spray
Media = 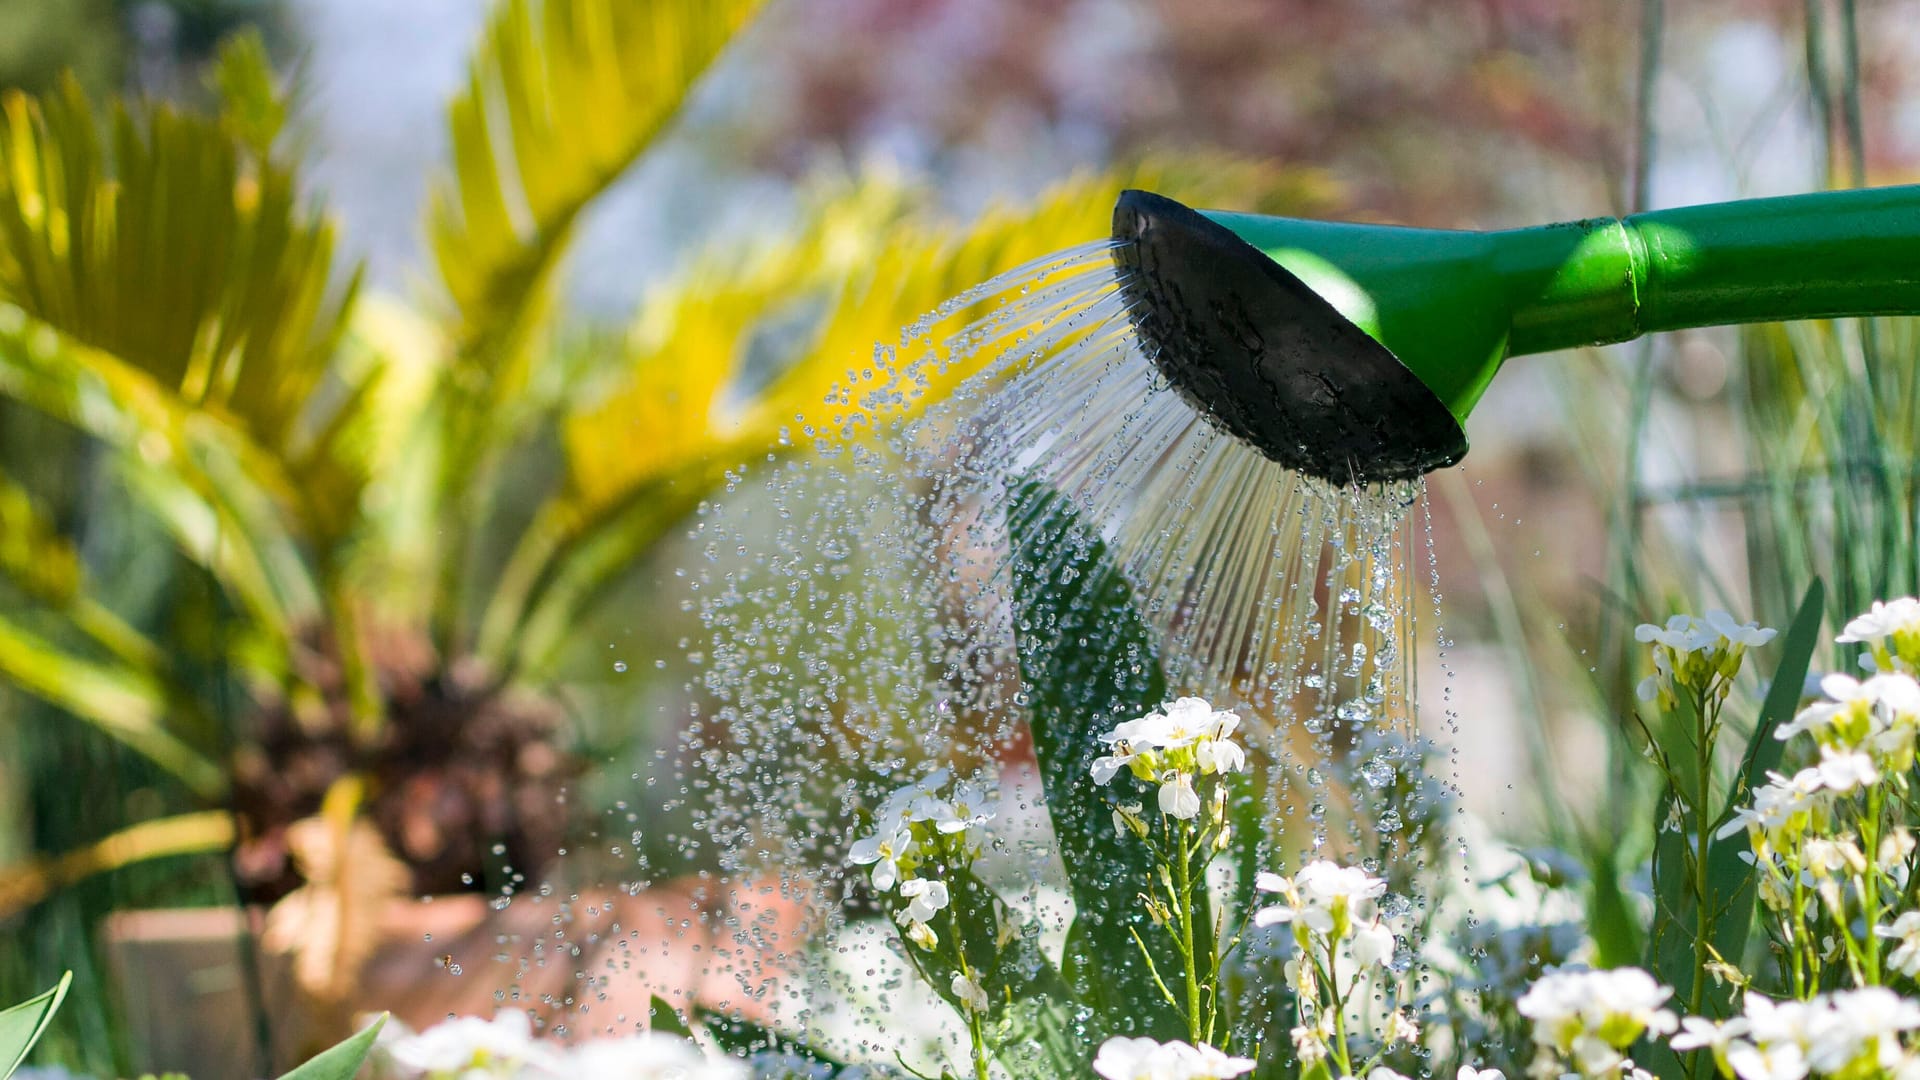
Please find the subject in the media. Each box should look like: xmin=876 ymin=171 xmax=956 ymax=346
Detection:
xmin=1115 ymin=185 xmax=1920 ymax=485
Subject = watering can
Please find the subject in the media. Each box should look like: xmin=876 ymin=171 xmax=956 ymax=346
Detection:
xmin=1113 ymin=186 xmax=1920 ymax=486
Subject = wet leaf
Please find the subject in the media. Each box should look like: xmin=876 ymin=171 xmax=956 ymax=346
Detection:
xmin=1007 ymin=480 xmax=1187 ymax=1041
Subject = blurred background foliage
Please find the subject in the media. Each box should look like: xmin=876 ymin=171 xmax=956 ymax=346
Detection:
xmin=1 ymin=0 xmax=1920 ymax=1073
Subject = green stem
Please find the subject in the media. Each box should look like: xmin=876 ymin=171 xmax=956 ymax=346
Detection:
xmin=1174 ymin=819 xmax=1203 ymax=1043
xmin=1326 ymin=947 xmax=1352 ymax=1077
xmin=945 ymin=906 xmax=992 ymax=1080
xmin=1863 ymin=783 xmax=1886 ymax=984
xmin=1688 ymin=687 xmax=1714 ymax=1022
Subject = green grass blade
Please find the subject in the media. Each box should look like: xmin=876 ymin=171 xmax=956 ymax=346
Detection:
xmin=1006 ymin=481 xmax=1185 ymax=1041
xmin=0 ymin=972 xmax=70 ymax=1080
xmin=274 ymin=1013 xmax=386 ymax=1080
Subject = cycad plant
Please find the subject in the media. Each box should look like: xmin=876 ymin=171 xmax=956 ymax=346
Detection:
xmin=0 ymin=0 xmax=1318 ymax=1065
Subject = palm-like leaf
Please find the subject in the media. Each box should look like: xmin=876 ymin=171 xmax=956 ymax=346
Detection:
xmin=429 ymin=0 xmax=764 ymax=424
xmin=0 ymin=73 xmax=364 ymax=542
xmin=424 ymin=0 xmax=765 ymax=651
xmin=481 ymin=159 xmax=1333 ymax=672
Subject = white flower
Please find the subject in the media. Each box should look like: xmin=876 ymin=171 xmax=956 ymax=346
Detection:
xmin=383 ymin=1010 xmax=562 ymax=1076
xmin=878 ymin=768 xmax=949 ymax=824
xmin=1352 ymin=921 xmax=1396 ymax=968
xmin=1194 ymin=736 xmax=1246 ymax=775
xmin=567 ymin=1033 xmax=750 ymax=1079
xmin=1878 ymin=911 xmax=1920 ymax=977
xmin=1838 ymin=597 xmax=1920 ymax=645
xmin=1518 ymin=967 xmax=1677 ymax=1061
xmin=1806 ymin=987 xmax=1920 ymax=1074
xmin=1388 ymin=1011 xmax=1420 ymax=1044
xmin=1814 ymin=747 xmax=1881 ymax=792
xmin=1368 ymin=1069 xmax=1411 ymax=1080
xmin=1091 ymin=750 xmax=1135 ymax=785
xmin=1091 ymin=1036 xmax=1255 ymax=1080
xmin=1717 ymin=768 xmax=1827 ymax=844
xmin=903 ymin=918 xmax=938 ymax=951
xmin=951 ymin=972 xmax=990 ymax=1014
xmin=1706 ymin=609 xmax=1779 ymax=648
xmin=1291 ymin=1022 xmax=1329 ymax=1065
xmin=1252 ymin=861 xmax=1387 ymax=938
xmin=1570 ymin=1033 xmax=1625 ymax=1076
xmin=1670 ymin=1015 xmax=1744 ymax=1053
xmin=923 ymin=778 xmax=1000 ymax=835
xmin=899 ymin=878 xmax=949 ymax=923
xmin=848 ymin=819 xmax=914 ymax=891
xmin=1103 ymin=697 xmax=1225 ymax=751
xmin=1159 ymin=772 xmax=1201 ymax=820
xmin=1457 ymin=1068 xmax=1506 ymax=1080
xmin=1725 ymin=1040 xmax=1807 ymax=1080
xmin=1636 ymin=614 xmax=1718 ymax=653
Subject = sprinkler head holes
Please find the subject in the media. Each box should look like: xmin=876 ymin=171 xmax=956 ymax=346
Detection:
xmin=1111 ymin=189 xmax=1467 ymax=486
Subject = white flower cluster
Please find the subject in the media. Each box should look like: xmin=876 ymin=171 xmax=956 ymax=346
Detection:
xmin=1253 ymin=861 xmax=1394 ymax=965
xmin=1672 ymin=989 xmax=1920 ymax=1080
xmin=1717 ymin=601 xmax=1920 ymax=916
xmin=376 ymin=1010 xmax=747 ymax=1079
xmin=1778 ymin=671 xmax=1920 ymax=772
xmin=1250 ymin=860 xmax=1411 ymax=1070
xmin=1090 ymin=697 xmax=1248 ymax=820
xmin=1715 ymin=743 xmax=1882 ymax=860
xmin=1635 ymin=610 xmax=1778 ymax=708
xmin=1092 ymin=1036 xmax=1255 ymax=1080
xmin=1516 ymin=967 xmax=1676 ymax=1080
xmin=1839 ymin=597 xmax=1920 ymax=672
xmin=847 ymin=768 xmax=998 ymax=951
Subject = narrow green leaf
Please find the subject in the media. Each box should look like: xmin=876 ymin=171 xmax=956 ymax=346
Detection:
xmin=0 ymin=972 xmax=70 ymax=1080
xmin=1006 ymin=481 xmax=1186 ymax=1041
xmin=1584 ymin=842 xmax=1644 ymax=969
xmin=274 ymin=1013 xmax=386 ymax=1080
xmin=648 ymin=995 xmax=693 ymax=1039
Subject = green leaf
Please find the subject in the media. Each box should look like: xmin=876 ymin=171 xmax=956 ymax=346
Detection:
xmin=1585 ymin=841 xmax=1644 ymax=969
xmin=648 ymin=995 xmax=693 ymax=1039
xmin=274 ymin=1012 xmax=386 ymax=1080
xmin=1006 ymin=481 xmax=1186 ymax=1041
xmin=991 ymin=996 xmax=1087 ymax=1080
xmin=695 ymin=1008 xmax=844 ymax=1065
xmin=0 ymin=972 xmax=69 ymax=1080
xmin=1706 ymin=578 xmax=1826 ymax=992
xmin=0 ymin=609 xmax=223 ymax=797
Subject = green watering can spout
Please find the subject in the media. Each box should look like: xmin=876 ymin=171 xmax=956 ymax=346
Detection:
xmin=1112 ymin=185 xmax=1920 ymax=486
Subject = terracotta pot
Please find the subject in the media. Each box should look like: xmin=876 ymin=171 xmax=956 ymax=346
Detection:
xmin=100 ymin=878 xmax=811 ymax=1077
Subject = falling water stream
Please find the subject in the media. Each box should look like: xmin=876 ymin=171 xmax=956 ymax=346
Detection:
xmin=516 ymin=238 xmax=1457 ymax=1062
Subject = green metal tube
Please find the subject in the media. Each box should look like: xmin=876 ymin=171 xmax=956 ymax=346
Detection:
xmin=1203 ymin=184 xmax=1920 ymax=427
